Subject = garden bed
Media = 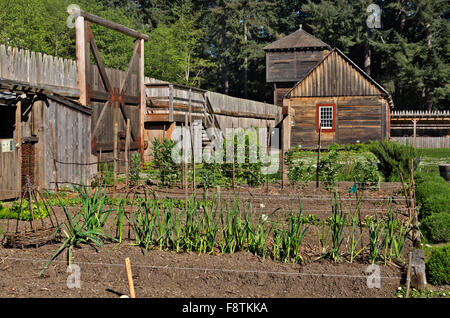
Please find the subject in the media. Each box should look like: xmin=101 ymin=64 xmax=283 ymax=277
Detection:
xmin=0 ymin=182 xmax=412 ymax=298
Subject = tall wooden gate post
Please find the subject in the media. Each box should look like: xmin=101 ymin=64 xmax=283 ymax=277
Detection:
xmin=75 ymin=15 xmax=87 ymax=106
xmin=75 ymin=10 xmax=149 ymax=166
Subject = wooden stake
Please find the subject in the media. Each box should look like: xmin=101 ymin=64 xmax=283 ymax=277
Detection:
xmin=410 ymin=159 xmax=420 ymax=247
xmin=405 ymin=251 xmax=412 ymax=298
xmin=184 ymin=113 xmax=189 ymax=203
xmin=98 ymin=148 xmax=102 ymax=186
xmin=125 ymin=118 xmax=131 ymax=187
xmin=124 ymin=257 xmax=136 ymax=298
xmin=316 ymin=123 xmax=322 ymax=189
xmin=113 ymin=122 xmax=118 ymax=199
xmin=188 ymin=89 xmax=196 ymax=196
xmin=266 ymin=124 xmax=271 ymax=194
xmin=49 ymin=120 xmax=58 ymax=194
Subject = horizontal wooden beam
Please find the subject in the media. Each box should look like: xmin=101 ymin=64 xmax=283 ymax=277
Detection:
xmin=91 ymin=90 xmax=139 ymax=105
xmin=80 ymin=10 xmax=149 ymax=41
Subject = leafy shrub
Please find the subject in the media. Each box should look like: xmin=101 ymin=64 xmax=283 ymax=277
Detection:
xmin=415 ymin=172 xmax=450 ymax=219
xmin=318 ymin=149 xmax=342 ymax=189
xmin=223 ymin=129 xmax=265 ymax=187
xmin=421 ymin=213 xmax=450 ymax=243
xmin=200 ymin=161 xmax=230 ymax=189
xmin=97 ymin=162 xmax=114 ymax=186
xmin=285 ymin=151 xmax=314 ymax=186
xmin=426 ymin=245 xmax=450 ymax=285
xmin=129 ymin=153 xmax=142 ymax=185
xmin=0 ymin=200 xmax=49 ymax=220
xmin=151 ymin=138 xmax=181 ymax=186
xmin=352 ymin=159 xmax=380 ymax=189
xmin=369 ymin=140 xmax=418 ymax=182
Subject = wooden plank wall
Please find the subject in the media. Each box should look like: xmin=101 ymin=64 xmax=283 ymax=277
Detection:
xmin=0 ymin=45 xmax=78 ymax=91
xmin=337 ymin=97 xmax=384 ymax=144
xmin=90 ymin=65 xmax=140 ymax=152
xmin=289 ymin=96 xmax=385 ymax=148
xmin=206 ymin=91 xmax=279 ymax=129
xmin=40 ymin=99 xmax=95 ymax=189
xmin=0 ymin=144 xmax=18 ymax=200
xmin=266 ymin=50 xmax=324 ymax=83
xmin=392 ymin=137 xmax=450 ymax=148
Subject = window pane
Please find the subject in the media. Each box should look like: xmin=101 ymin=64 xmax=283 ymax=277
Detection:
xmin=319 ymin=106 xmax=333 ymax=129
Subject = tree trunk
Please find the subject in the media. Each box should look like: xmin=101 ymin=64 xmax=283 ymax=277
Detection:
xmin=425 ymin=22 xmax=433 ymax=111
xmin=221 ymin=19 xmax=229 ymax=95
xmin=364 ymin=30 xmax=371 ymax=76
xmin=243 ymin=19 xmax=248 ymax=98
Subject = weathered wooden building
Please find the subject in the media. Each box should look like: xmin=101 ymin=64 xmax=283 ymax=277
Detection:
xmin=0 ymin=78 xmax=95 ymax=200
xmin=284 ymin=48 xmax=393 ymax=148
xmin=264 ymin=26 xmax=330 ymax=106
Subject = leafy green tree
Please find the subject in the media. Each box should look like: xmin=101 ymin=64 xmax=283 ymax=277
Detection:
xmin=145 ymin=0 xmax=211 ymax=86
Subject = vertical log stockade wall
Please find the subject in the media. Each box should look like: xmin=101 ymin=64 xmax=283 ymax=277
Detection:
xmin=0 ymin=10 xmax=284 ymax=198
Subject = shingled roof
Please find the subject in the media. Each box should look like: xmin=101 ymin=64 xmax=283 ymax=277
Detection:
xmin=264 ymin=27 xmax=330 ymax=51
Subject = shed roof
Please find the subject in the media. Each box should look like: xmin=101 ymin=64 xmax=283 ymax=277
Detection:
xmin=264 ymin=28 xmax=330 ymax=51
xmin=285 ymin=48 xmax=393 ymax=107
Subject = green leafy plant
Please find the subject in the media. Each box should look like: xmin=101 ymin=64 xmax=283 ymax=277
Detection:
xmin=368 ymin=217 xmax=385 ymax=264
xmin=272 ymin=205 xmax=308 ymax=263
xmin=318 ymin=149 xmax=342 ymax=190
xmin=415 ymin=171 xmax=450 ymax=219
xmin=39 ymin=190 xmax=113 ymax=276
xmin=421 ymin=213 xmax=450 ymax=244
xmin=327 ymin=193 xmax=347 ymax=262
xmin=151 ymin=138 xmax=180 ymax=187
xmin=368 ymin=139 xmax=417 ymax=182
xmin=352 ymin=159 xmax=380 ymax=190
xmin=345 ymin=205 xmax=366 ymax=263
xmin=0 ymin=200 xmax=49 ymax=220
xmin=426 ymin=245 xmax=450 ymax=285
xmin=129 ymin=153 xmax=142 ymax=185
xmin=317 ymin=219 xmax=331 ymax=256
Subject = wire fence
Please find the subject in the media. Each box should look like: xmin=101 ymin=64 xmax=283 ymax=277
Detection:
xmin=0 ymin=256 xmax=403 ymax=281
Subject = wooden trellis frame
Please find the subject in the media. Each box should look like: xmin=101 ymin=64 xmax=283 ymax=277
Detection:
xmin=75 ymin=10 xmax=148 ymax=160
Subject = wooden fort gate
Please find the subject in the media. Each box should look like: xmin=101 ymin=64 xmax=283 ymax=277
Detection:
xmin=74 ymin=10 xmax=148 ymax=160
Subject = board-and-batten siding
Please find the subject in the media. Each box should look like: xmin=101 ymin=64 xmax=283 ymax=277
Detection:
xmin=288 ymin=50 xmax=381 ymax=98
xmin=42 ymin=99 xmax=96 ymax=189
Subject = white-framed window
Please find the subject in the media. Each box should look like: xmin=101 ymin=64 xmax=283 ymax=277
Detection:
xmin=317 ymin=104 xmax=335 ymax=130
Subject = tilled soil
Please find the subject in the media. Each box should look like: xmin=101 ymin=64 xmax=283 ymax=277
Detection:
xmin=0 ymin=182 xmax=408 ymax=298
xmin=0 ymin=243 xmax=404 ymax=298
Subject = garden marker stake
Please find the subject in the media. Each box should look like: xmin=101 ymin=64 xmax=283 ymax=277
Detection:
xmin=125 ymin=257 xmax=136 ymax=298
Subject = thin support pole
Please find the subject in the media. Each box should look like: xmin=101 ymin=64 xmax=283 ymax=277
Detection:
xmin=125 ymin=118 xmax=131 ymax=187
xmin=184 ymin=113 xmax=189 ymax=203
xmin=98 ymin=148 xmax=102 ymax=186
xmin=113 ymin=122 xmax=118 ymax=200
xmin=49 ymin=120 xmax=58 ymax=194
xmin=316 ymin=123 xmax=322 ymax=189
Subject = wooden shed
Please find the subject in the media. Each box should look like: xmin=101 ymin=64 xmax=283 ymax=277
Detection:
xmin=284 ymin=48 xmax=393 ymax=149
xmin=0 ymin=78 xmax=96 ymax=200
xmin=264 ymin=26 xmax=330 ymax=106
